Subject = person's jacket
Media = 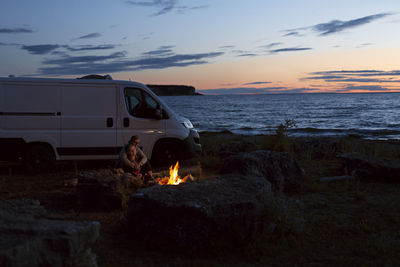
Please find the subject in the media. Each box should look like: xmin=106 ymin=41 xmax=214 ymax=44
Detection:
xmin=118 ymin=145 xmax=147 ymax=169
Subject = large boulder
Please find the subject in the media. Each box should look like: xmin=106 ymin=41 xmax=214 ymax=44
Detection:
xmin=219 ymin=150 xmax=305 ymax=192
xmin=77 ymin=169 xmax=144 ymax=210
xmin=338 ymin=153 xmax=400 ymax=183
xmin=0 ymin=199 xmax=100 ymax=267
xmin=125 ymin=174 xmax=272 ymax=249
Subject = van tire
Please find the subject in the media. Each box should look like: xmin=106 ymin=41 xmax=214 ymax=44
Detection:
xmin=24 ymin=144 xmax=55 ymax=174
xmin=152 ymin=141 xmax=183 ymax=167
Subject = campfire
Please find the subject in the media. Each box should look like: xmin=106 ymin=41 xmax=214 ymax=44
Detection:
xmin=156 ymin=161 xmax=193 ymax=185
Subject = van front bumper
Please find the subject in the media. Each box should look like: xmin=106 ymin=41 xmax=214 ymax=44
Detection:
xmin=183 ymin=129 xmax=201 ymax=158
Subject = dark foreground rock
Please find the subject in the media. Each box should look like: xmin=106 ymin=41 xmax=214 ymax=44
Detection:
xmin=339 ymin=153 xmax=400 ymax=183
xmin=125 ymin=174 xmax=273 ymax=249
xmin=77 ymin=169 xmax=144 ymax=210
xmin=219 ymin=150 xmax=305 ymax=192
xmin=0 ymin=199 xmax=100 ymax=267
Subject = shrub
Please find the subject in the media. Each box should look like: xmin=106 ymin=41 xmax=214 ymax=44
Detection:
xmin=262 ymin=119 xmax=297 ymax=152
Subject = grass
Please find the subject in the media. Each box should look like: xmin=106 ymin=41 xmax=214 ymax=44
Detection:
xmin=1 ymin=132 xmax=400 ymax=266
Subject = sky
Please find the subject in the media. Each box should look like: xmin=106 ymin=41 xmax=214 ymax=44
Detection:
xmin=1 ymin=0 xmax=400 ymax=94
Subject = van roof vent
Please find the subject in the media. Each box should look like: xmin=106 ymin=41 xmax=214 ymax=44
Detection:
xmin=77 ymin=74 xmax=113 ymax=80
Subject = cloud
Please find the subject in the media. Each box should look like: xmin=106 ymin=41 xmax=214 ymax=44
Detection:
xmin=0 ymin=42 xmax=20 ymax=46
xmin=142 ymin=46 xmax=175 ymax=56
xmin=304 ymin=69 xmax=400 ymax=83
xmin=269 ymin=47 xmax=312 ymax=54
xmin=312 ymin=13 xmax=391 ymax=35
xmin=159 ymin=45 xmax=175 ymax=49
xmin=21 ymin=44 xmax=61 ymax=55
xmin=42 ymin=51 xmax=127 ymax=65
xmin=130 ymin=52 xmax=224 ymax=69
xmin=0 ymin=27 xmax=33 ymax=34
xmin=20 ymin=43 xmax=118 ymax=55
xmin=76 ymin=33 xmax=102 ymax=40
xmin=305 ymin=75 xmax=345 ymax=81
xmin=230 ymin=49 xmax=263 ymax=57
xmin=357 ymin=43 xmax=372 ymax=48
xmin=51 ymin=51 xmax=69 ymax=56
xmin=285 ymin=13 xmax=392 ymax=37
xmin=259 ymin=42 xmax=283 ymax=49
xmin=125 ymin=0 xmax=178 ymax=16
xmin=328 ymin=78 xmax=400 ymax=83
xmin=219 ymin=45 xmax=235 ymax=49
xmin=243 ymin=81 xmax=271 ymax=85
xmin=38 ymin=50 xmax=224 ymax=75
xmin=310 ymin=70 xmax=400 ymax=77
xmin=176 ymin=4 xmax=209 ymax=14
xmin=283 ymin=31 xmax=303 ymax=37
xmin=237 ymin=53 xmax=259 ymax=57
xmin=65 ymin=44 xmax=118 ymax=52
xmin=125 ymin=0 xmax=208 ymax=16
xmin=137 ymin=32 xmax=155 ymax=40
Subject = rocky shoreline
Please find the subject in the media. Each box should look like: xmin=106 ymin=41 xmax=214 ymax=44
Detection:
xmin=199 ymin=131 xmax=400 ymax=161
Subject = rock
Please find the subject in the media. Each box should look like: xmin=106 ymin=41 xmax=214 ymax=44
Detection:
xmin=219 ymin=150 xmax=305 ymax=192
xmin=338 ymin=153 xmax=400 ymax=183
xmin=0 ymin=199 xmax=100 ymax=267
xmin=219 ymin=140 xmax=257 ymax=159
xmin=0 ymin=199 xmax=46 ymax=218
xmin=292 ymin=137 xmax=341 ymax=159
xmin=77 ymin=169 xmax=144 ymax=210
xmin=125 ymin=174 xmax=272 ymax=249
xmin=319 ymin=175 xmax=355 ymax=182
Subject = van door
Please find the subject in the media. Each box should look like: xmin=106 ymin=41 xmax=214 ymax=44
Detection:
xmin=118 ymin=87 xmax=166 ymax=158
xmin=59 ymin=84 xmax=118 ymax=159
xmin=1 ymin=83 xmax=61 ymax=160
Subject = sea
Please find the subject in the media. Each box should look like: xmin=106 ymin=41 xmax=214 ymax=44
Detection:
xmin=160 ymin=93 xmax=400 ymax=140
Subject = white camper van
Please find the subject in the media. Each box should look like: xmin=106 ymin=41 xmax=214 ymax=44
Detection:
xmin=0 ymin=76 xmax=201 ymax=173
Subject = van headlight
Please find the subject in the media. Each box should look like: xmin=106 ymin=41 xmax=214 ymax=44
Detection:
xmin=182 ymin=120 xmax=193 ymax=129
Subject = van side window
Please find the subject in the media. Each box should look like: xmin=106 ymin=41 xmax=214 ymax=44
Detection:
xmin=144 ymin=93 xmax=158 ymax=110
xmin=124 ymin=88 xmax=159 ymax=119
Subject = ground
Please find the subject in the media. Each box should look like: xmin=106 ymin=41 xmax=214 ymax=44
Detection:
xmin=1 ymin=133 xmax=400 ymax=266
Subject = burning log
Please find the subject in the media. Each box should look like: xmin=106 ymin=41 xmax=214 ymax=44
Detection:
xmin=156 ymin=161 xmax=195 ymax=185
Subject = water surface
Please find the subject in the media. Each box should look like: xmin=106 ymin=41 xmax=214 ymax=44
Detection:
xmin=161 ymin=93 xmax=400 ymax=140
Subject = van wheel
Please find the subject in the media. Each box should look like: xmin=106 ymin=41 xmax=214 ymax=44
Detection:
xmin=153 ymin=142 xmax=183 ymax=167
xmin=24 ymin=144 xmax=55 ymax=174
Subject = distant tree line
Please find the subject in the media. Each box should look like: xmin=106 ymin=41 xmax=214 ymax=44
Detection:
xmin=147 ymin=84 xmax=200 ymax=96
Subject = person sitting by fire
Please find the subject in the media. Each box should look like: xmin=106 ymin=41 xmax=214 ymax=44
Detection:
xmin=118 ymin=136 xmax=154 ymax=182
xmin=118 ymin=143 xmax=141 ymax=176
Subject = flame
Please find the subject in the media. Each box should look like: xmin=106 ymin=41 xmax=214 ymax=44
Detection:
xmin=167 ymin=161 xmax=182 ymax=185
xmin=157 ymin=161 xmax=191 ymax=185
